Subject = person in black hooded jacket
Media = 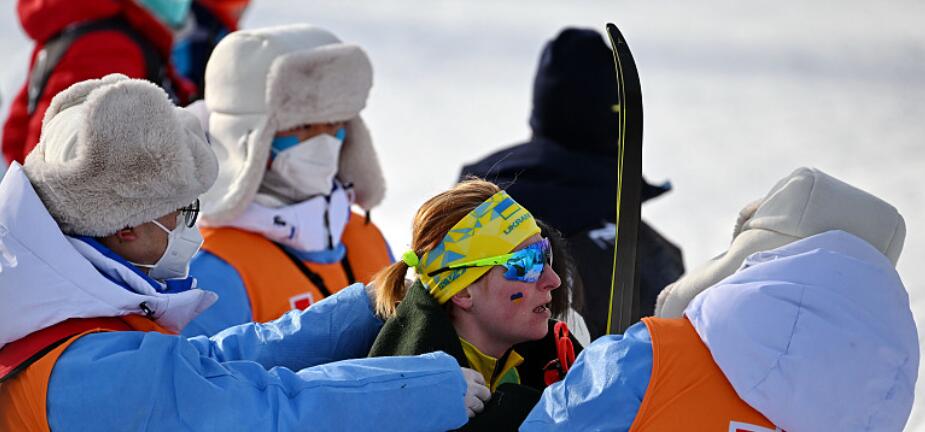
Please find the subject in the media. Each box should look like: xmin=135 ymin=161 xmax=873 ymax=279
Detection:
xmin=459 ymin=28 xmax=684 ymax=340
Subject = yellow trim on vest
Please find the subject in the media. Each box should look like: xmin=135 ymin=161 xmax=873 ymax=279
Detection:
xmin=459 ymin=337 xmax=523 ymax=392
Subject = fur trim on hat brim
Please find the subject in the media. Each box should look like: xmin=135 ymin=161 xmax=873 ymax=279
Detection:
xmin=24 ymin=75 xmax=218 ymax=236
xmin=267 ymin=44 xmax=373 ymax=131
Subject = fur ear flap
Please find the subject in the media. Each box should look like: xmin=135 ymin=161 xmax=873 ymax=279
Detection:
xmin=338 ymin=116 xmax=385 ymax=210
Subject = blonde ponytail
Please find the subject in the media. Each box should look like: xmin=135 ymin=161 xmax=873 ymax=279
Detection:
xmin=371 ymin=260 xmax=413 ymax=318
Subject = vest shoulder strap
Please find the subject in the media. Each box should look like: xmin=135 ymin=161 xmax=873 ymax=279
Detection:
xmin=271 ymin=241 xmax=333 ymax=297
xmin=1 ymin=317 xmax=132 ymax=383
xmin=27 ymin=16 xmax=167 ymax=115
xmin=341 ymin=211 xmax=392 ymax=283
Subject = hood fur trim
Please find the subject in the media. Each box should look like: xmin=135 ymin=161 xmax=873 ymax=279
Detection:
xmin=23 ymin=74 xmax=218 ymax=236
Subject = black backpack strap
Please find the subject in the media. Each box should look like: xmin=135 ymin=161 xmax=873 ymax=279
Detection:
xmin=271 ymin=242 xmax=333 ymax=298
xmin=340 ymin=255 xmax=356 ymax=285
xmin=27 ymin=16 xmax=170 ymax=115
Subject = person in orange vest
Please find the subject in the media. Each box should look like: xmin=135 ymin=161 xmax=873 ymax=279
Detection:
xmin=0 ymin=75 xmax=487 ymax=430
xmin=521 ymin=171 xmax=919 ymax=431
xmin=182 ymin=23 xmax=394 ymax=337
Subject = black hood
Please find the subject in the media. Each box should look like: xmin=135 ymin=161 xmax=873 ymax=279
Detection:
xmin=460 ymin=138 xmax=669 ymax=236
xmin=529 ymin=28 xmax=619 ymax=156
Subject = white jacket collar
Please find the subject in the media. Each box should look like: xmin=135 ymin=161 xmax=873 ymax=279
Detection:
xmin=204 ymin=182 xmax=354 ymax=255
xmin=0 ymin=164 xmax=216 ymax=348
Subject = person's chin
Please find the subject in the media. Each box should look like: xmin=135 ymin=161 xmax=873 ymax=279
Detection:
xmin=528 ymin=324 xmax=550 ymax=341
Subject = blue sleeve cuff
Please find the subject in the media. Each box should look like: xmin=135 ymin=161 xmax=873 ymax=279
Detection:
xmin=521 ymin=321 xmax=653 ymax=431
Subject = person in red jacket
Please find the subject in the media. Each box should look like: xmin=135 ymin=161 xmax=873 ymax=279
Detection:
xmin=1 ymin=0 xmax=197 ymax=164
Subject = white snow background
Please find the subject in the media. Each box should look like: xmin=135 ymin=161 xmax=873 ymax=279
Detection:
xmin=2 ymin=0 xmax=924 ymax=428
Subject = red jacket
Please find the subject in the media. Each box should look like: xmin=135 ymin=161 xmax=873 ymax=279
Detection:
xmin=2 ymin=0 xmax=196 ymax=164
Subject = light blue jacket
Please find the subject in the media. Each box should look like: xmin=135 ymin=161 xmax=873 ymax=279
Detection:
xmin=523 ymin=231 xmax=919 ymax=431
xmin=48 ymin=284 xmax=469 ymax=431
xmin=520 ymin=322 xmax=652 ymax=431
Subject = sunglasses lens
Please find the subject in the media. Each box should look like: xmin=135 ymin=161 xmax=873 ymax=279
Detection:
xmin=502 ymin=239 xmax=551 ymax=282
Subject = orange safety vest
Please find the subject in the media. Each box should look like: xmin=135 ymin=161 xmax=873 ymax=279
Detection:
xmin=0 ymin=316 xmax=172 ymax=432
xmin=630 ymin=317 xmax=780 ymax=432
xmin=200 ymin=211 xmax=391 ymax=323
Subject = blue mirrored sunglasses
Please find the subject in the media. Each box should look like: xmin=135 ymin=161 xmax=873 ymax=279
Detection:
xmin=427 ymin=238 xmax=553 ymax=283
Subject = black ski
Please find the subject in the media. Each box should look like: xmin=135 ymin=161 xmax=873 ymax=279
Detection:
xmin=605 ymin=23 xmax=644 ymax=335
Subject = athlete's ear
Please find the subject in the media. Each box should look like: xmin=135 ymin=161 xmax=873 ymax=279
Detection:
xmin=450 ymin=288 xmax=474 ymax=311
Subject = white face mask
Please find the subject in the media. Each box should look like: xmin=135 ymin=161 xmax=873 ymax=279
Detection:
xmin=270 ymin=133 xmax=343 ymax=199
xmin=132 ymin=216 xmax=204 ymax=280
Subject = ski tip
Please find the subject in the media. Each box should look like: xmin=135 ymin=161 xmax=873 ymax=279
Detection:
xmin=605 ymin=23 xmax=624 ymax=45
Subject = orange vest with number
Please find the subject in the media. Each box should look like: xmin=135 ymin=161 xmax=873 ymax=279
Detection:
xmin=630 ymin=317 xmax=780 ymax=432
xmin=200 ymin=211 xmax=391 ymax=323
xmin=0 ymin=316 xmax=172 ymax=432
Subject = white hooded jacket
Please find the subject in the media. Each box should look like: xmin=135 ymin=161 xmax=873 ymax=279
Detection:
xmin=686 ymin=230 xmax=919 ymax=431
xmin=657 ymin=167 xmax=905 ymax=318
xmin=0 ymin=164 xmax=216 ymax=349
xmin=522 ymin=230 xmax=918 ymax=431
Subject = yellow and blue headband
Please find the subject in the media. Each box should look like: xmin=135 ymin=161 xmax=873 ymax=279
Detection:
xmin=403 ymin=190 xmax=541 ymax=304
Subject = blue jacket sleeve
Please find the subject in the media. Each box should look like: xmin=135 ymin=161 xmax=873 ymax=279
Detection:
xmin=182 ymin=250 xmax=253 ymax=337
xmin=520 ymin=321 xmax=654 ymax=431
xmin=48 ymin=330 xmax=469 ymax=431
xmin=186 ymin=283 xmax=383 ymax=371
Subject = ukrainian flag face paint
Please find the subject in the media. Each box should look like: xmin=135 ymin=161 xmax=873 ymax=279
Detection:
xmin=417 ymin=191 xmax=541 ymax=304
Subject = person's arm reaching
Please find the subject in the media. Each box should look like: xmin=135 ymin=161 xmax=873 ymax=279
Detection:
xmin=49 ymin=329 xmax=470 ymax=431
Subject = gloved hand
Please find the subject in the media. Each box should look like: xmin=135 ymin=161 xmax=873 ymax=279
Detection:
xmin=461 ymin=367 xmax=490 ymax=418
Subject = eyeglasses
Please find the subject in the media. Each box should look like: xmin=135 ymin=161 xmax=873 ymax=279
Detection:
xmin=178 ymin=199 xmax=200 ymax=228
xmin=427 ymin=238 xmax=553 ymax=283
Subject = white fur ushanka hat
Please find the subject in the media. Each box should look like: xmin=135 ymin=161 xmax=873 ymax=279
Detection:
xmin=201 ymin=23 xmax=386 ymax=225
xmin=23 ymin=74 xmax=219 ymax=237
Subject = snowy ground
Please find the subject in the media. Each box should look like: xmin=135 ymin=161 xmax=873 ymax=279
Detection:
xmin=3 ymin=0 xmax=925 ymax=427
